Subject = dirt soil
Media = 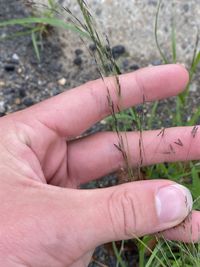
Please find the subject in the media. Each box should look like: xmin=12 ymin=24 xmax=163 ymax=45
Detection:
xmin=0 ymin=0 xmax=200 ymax=266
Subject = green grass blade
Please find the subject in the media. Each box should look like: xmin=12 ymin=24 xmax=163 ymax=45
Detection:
xmin=0 ymin=17 xmax=90 ymax=38
xmin=187 ymin=105 xmax=200 ymax=126
xmin=31 ymin=31 xmax=40 ymax=61
xmin=190 ymin=30 xmax=200 ymax=79
xmin=191 ymin=164 xmax=200 ymax=199
xmin=179 ymin=50 xmax=200 ymax=104
xmin=155 ymin=0 xmax=168 ymax=64
xmin=48 ymin=0 xmax=56 ymax=8
xmin=138 ymin=236 xmax=152 ymax=267
xmin=0 ymin=28 xmax=39 ymax=40
xmin=112 ymin=242 xmax=127 ymax=267
xmin=145 ymin=242 xmax=164 ymax=267
xmin=175 ymin=97 xmax=183 ymax=126
xmin=179 ymin=32 xmax=199 ymax=104
xmin=171 ymin=18 xmax=177 ymax=63
xmin=147 ymin=101 xmax=158 ymax=129
xmin=191 ymin=51 xmax=200 ymax=78
xmin=164 ymin=240 xmax=180 ymax=267
xmin=135 ymin=236 xmax=167 ymax=267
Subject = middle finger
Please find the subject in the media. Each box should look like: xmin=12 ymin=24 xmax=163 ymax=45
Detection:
xmin=68 ymin=126 xmax=200 ymax=185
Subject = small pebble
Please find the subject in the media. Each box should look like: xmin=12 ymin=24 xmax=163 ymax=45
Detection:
xmin=19 ymin=88 xmax=26 ymax=97
xmin=136 ymin=105 xmax=144 ymax=113
xmin=0 ymin=80 xmax=6 ymax=87
xmin=122 ymin=59 xmax=129 ymax=70
xmin=129 ymin=64 xmax=140 ymax=71
xmin=58 ymin=78 xmax=67 ymax=86
xmin=0 ymin=101 xmax=6 ymax=113
xmin=148 ymin=0 xmax=157 ymax=5
xmin=95 ymin=7 xmax=102 ymax=16
xmin=11 ymin=53 xmax=20 ymax=64
xmin=151 ymin=59 xmax=162 ymax=66
xmin=17 ymin=68 xmax=22 ymax=74
xmin=38 ymin=80 xmax=44 ymax=86
xmin=183 ymin=3 xmax=189 ymax=12
xmin=0 ymin=33 xmax=6 ymax=39
xmin=190 ymin=83 xmax=197 ymax=92
xmin=15 ymin=98 xmax=21 ymax=105
xmin=4 ymin=64 xmax=15 ymax=72
xmin=52 ymin=88 xmax=60 ymax=96
xmin=75 ymin=49 xmax=83 ymax=56
xmin=23 ymin=98 xmax=34 ymax=107
xmin=3 ymin=88 xmax=15 ymax=95
xmin=100 ymin=119 xmax=107 ymax=125
xmin=112 ymin=45 xmax=126 ymax=59
xmin=12 ymin=53 xmax=19 ymax=61
xmin=73 ymin=57 xmax=82 ymax=66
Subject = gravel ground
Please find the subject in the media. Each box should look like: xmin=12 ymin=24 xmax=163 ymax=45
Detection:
xmin=35 ymin=0 xmax=200 ymax=66
xmin=0 ymin=0 xmax=200 ymax=266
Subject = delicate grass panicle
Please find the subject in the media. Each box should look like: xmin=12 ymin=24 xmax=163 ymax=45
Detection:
xmin=1 ymin=0 xmax=200 ymax=266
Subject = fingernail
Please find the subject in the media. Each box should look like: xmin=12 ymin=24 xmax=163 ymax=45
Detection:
xmin=156 ymin=184 xmax=193 ymax=226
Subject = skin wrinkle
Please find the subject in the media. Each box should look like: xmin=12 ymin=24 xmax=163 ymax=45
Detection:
xmin=134 ymin=70 xmax=146 ymax=103
xmin=88 ymin=82 xmax=121 ymax=133
xmin=7 ymin=256 xmax=32 ymax=267
xmin=41 ymin=137 xmax=64 ymax=181
xmin=47 ymin=154 xmax=66 ymax=186
xmin=28 ymin=118 xmax=57 ymax=164
xmin=87 ymin=81 xmax=107 ymax=121
xmin=3 ymin=260 xmax=27 ymax=267
xmin=93 ymin=76 xmax=122 ymax=117
xmin=107 ymin=190 xmax=121 ymax=241
xmin=9 ymin=119 xmax=46 ymax=183
xmin=66 ymin=144 xmax=77 ymax=188
xmin=35 ymin=113 xmax=70 ymax=141
xmin=121 ymin=191 xmax=137 ymax=238
xmin=0 ymin=141 xmax=42 ymax=183
xmin=107 ymin=188 xmax=138 ymax=240
xmin=65 ymin=140 xmax=70 ymax=183
xmin=15 ymin=118 xmax=67 ymax=185
xmin=106 ymin=77 xmax=122 ymax=113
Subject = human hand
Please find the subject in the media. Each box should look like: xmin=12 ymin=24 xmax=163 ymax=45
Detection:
xmin=0 ymin=64 xmax=199 ymax=267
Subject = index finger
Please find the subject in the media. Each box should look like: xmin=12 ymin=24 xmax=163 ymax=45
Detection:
xmin=17 ymin=64 xmax=189 ymax=138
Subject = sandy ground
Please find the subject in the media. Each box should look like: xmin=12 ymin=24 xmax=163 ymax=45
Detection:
xmin=34 ymin=0 xmax=200 ymax=65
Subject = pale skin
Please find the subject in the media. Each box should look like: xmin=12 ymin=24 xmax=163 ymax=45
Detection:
xmin=0 ymin=64 xmax=200 ymax=267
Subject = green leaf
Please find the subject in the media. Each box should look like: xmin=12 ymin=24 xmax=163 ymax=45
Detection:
xmin=191 ymin=165 xmax=200 ymax=199
xmin=0 ymin=17 xmax=90 ymax=38
xmin=187 ymin=105 xmax=200 ymax=126
xmin=31 ymin=31 xmax=40 ymax=62
xmin=191 ymin=51 xmax=200 ymax=76
xmin=147 ymin=101 xmax=158 ymax=129
xmin=112 ymin=242 xmax=127 ymax=267
xmin=154 ymin=0 xmax=168 ymax=64
xmin=171 ymin=18 xmax=177 ymax=63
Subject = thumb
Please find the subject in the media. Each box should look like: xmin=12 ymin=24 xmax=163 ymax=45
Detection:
xmin=73 ymin=180 xmax=192 ymax=249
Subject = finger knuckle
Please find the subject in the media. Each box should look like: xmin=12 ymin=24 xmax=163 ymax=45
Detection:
xmin=134 ymin=71 xmax=146 ymax=102
xmin=108 ymin=188 xmax=139 ymax=239
xmin=85 ymin=80 xmax=108 ymax=117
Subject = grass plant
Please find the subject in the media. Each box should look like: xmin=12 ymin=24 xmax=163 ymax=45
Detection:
xmin=0 ymin=0 xmax=90 ymax=61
